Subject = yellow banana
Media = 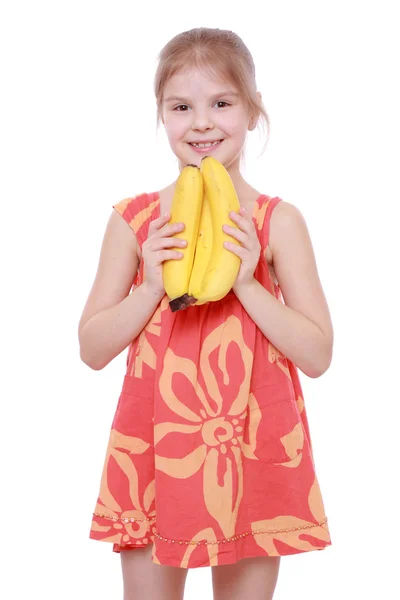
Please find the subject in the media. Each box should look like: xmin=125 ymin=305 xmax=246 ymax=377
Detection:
xmin=195 ymin=156 xmax=241 ymax=304
xmin=163 ymin=157 xmax=241 ymax=312
xmin=162 ymin=164 xmax=203 ymax=311
xmin=187 ymin=191 xmax=213 ymax=300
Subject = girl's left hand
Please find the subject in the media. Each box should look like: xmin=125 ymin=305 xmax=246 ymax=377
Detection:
xmin=223 ymin=207 xmax=261 ymax=292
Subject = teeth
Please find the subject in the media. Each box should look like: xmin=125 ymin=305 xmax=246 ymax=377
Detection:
xmin=190 ymin=140 xmax=221 ymax=148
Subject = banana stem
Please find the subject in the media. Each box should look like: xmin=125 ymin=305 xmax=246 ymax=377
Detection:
xmin=169 ymin=293 xmax=198 ymax=313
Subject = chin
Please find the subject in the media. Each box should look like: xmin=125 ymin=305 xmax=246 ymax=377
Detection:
xmin=174 ymin=141 xmax=240 ymax=170
xmin=180 ymin=142 xmax=227 ymax=167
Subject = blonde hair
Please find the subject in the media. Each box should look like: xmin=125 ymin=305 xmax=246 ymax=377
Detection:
xmin=154 ymin=27 xmax=270 ymax=157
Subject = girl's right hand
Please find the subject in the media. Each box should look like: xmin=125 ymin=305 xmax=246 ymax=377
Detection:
xmin=141 ymin=213 xmax=187 ymax=296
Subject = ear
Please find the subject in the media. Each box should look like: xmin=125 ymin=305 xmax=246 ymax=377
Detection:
xmin=248 ymin=91 xmax=262 ymax=131
xmin=248 ymin=118 xmax=256 ymax=131
xmin=159 ymin=105 xmax=165 ymax=126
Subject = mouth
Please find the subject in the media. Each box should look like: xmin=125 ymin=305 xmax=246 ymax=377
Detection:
xmin=187 ymin=139 xmax=224 ymax=153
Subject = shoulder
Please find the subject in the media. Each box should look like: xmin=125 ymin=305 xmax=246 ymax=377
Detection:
xmin=113 ymin=192 xmax=157 ymax=219
xmin=268 ymin=198 xmax=334 ymax=362
xmin=112 ymin=192 xmax=160 ymax=235
xmin=269 ymin=200 xmax=309 ymax=257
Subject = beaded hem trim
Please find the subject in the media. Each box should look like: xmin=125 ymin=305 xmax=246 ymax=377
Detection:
xmin=153 ymin=517 xmax=328 ymax=546
xmin=93 ymin=512 xmax=328 ymax=546
xmin=93 ymin=512 xmax=155 ymax=523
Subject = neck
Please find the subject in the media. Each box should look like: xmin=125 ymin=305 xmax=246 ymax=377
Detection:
xmin=225 ymin=158 xmax=248 ymax=197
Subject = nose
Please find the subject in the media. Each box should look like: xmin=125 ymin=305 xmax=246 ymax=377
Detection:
xmin=191 ymin=110 xmax=214 ymax=132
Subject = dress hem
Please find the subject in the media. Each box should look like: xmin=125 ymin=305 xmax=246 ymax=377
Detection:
xmin=89 ymin=516 xmax=331 ymax=568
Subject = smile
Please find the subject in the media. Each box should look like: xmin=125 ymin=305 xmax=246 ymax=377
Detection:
xmin=188 ymin=139 xmax=224 ymax=153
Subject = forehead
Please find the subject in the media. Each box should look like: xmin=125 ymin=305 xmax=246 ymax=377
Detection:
xmin=163 ymin=65 xmax=238 ymax=98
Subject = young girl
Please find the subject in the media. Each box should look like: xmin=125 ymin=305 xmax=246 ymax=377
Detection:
xmin=80 ymin=27 xmax=333 ymax=600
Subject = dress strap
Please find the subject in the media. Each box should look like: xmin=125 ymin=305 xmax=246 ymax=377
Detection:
xmin=253 ymin=195 xmax=282 ymax=253
xmin=112 ymin=192 xmax=160 ymax=250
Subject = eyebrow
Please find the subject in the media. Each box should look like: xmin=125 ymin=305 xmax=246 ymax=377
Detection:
xmin=164 ymin=91 xmax=240 ymax=103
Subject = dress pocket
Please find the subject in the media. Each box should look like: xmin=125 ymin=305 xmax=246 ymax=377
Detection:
xmin=119 ymin=374 xmax=155 ymax=399
xmin=247 ymin=379 xmax=304 ymax=464
xmin=111 ymin=375 xmax=155 ymax=446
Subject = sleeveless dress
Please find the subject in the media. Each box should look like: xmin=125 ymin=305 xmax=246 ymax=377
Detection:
xmin=89 ymin=191 xmax=332 ymax=568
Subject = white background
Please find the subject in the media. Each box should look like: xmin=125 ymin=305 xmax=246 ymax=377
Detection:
xmin=1 ymin=1 xmax=399 ymax=598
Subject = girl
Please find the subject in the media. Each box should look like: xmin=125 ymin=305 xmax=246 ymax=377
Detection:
xmin=79 ymin=27 xmax=333 ymax=600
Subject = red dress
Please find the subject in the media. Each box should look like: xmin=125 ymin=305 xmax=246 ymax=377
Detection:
xmin=89 ymin=191 xmax=332 ymax=568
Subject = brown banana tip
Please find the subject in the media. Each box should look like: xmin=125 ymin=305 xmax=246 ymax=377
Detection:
xmin=169 ymin=294 xmax=198 ymax=313
xmin=187 ymin=164 xmax=198 ymax=168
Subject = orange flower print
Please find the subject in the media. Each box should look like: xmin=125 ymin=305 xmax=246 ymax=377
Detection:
xmin=90 ymin=429 xmax=156 ymax=547
xmin=127 ymin=298 xmax=166 ymax=377
xmin=251 ymin=477 xmax=330 ymax=554
xmin=154 ymin=315 xmax=254 ymax=540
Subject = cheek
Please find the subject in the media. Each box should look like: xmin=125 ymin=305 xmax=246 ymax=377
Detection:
xmin=219 ymin=112 xmax=248 ymax=137
xmin=166 ymin=127 xmax=186 ymax=144
xmin=165 ymin=128 xmax=177 ymax=145
xmin=165 ymin=121 xmax=188 ymax=144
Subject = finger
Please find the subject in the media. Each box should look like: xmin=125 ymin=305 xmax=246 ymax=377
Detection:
xmin=156 ymin=249 xmax=184 ymax=263
xmin=223 ymin=240 xmax=247 ymax=259
xmin=149 ymin=237 xmax=187 ymax=251
xmin=222 ymin=224 xmax=248 ymax=246
xmin=148 ymin=212 xmax=172 ymax=234
xmin=228 ymin=209 xmax=252 ymax=233
xmin=162 ymin=222 xmax=185 ymax=237
xmin=152 ymin=221 xmax=185 ymax=239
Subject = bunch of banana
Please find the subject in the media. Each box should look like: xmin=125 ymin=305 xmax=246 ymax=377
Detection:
xmin=163 ymin=156 xmax=241 ymax=312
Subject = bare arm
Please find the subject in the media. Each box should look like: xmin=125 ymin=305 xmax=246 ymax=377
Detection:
xmin=78 ymin=211 xmax=162 ymax=370
xmin=79 ymin=282 xmax=164 ymax=371
xmin=78 ymin=209 xmax=185 ymax=370
xmin=234 ymin=201 xmax=334 ymax=378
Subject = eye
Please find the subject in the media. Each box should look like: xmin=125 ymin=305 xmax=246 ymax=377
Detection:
xmin=215 ymin=101 xmax=230 ymax=108
xmin=174 ymin=104 xmax=189 ymax=111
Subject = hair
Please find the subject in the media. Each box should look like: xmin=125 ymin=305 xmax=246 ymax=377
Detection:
xmin=154 ymin=27 xmax=270 ymax=159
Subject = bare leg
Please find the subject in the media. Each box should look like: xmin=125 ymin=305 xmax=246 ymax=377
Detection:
xmin=212 ymin=555 xmax=281 ymax=600
xmin=120 ymin=543 xmax=189 ymax=600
